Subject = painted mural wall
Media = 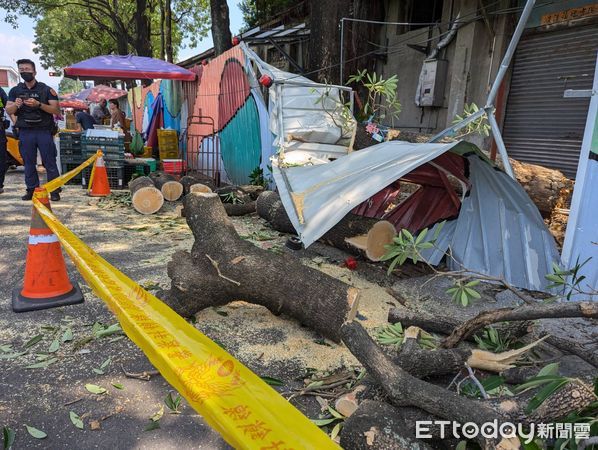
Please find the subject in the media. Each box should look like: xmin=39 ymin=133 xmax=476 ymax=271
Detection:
xmin=126 ymin=46 xmax=273 ymax=185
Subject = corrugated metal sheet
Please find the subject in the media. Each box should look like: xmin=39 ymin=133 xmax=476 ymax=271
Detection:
xmin=503 ymin=25 xmax=598 ymax=177
xmin=219 ymin=95 xmax=262 ymax=185
xmin=448 ymin=155 xmax=560 ymax=292
xmin=272 ymin=140 xmax=463 ymax=247
xmin=562 ymin=56 xmax=598 ymax=298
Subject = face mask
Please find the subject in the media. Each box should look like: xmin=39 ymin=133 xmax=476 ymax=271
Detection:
xmin=21 ymin=72 xmax=34 ymax=82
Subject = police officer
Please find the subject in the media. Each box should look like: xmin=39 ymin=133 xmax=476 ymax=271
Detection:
xmin=0 ymin=87 xmax=8 ymax=194
xmin=6 ymin=59 xmax=62 ymax=201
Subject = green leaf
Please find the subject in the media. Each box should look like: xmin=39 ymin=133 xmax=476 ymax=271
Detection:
xmin=144 ymin=421 xmax=160 ymax=431
xmin=526 ymin=379 xmax=570 ymax=413
xmin=23 ymin=334 xmax=43 ymax=349
xmin=537 ymin=362 xmax=560 ymax=377
xmin=92 ymin=368 xmax=104 ymax=375
xmin=260 ymin=376 xmax=284 ymax=386
xmin=99 ymin=357 xmax=112 ymax=370
xmin=111 ymin=383 xmax=124 ymax=390
xmin=0 ymin=351 xmax=27 ymax=360
xmin=25 ymin=425 xmax=46 ymax=439
xmin=415 ymin=228 xmax=428 ymax=245
xmin=61 ymin=328 xmax=74 ymax=342
xmin=25 ymin=358 xmax=58 ymax=369
xmin=48 ymin=339 xmax=60 ymax=353
xmin=327 ymin=406 xmax=344 ymax=419
xmin=69 ymin=411 xmax=84 ymax=429
xmin=481 ymin=375 xmax=505 ymax=391
xmin=465 ymin=280 xmax=480 ymax=287
xmin=311 ymin=418 xmax=337 ymax=426
xmin=164 ymin=392 xmax=181 ymax=412
xmin=3 ymin=426 xmax=15 ymax=450
xmin=0 ymin=345 xmax=12 ymax=353
xmin=330 ymin=422 xmax=342 ymax=440
xmin=85 ymin=384 xmax=107 ymax=395
xmin=464 ymin=287 xmax=481 ymax=299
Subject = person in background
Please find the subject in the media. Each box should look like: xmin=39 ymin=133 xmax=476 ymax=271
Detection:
xmin=0 ymin=88 xmax=8 ymax=194
xmin=75 ymin=107 xmax=96 ymax=131
xmin=108 ymin=99 xmax=130 ymax=140
xmin=92 ymin=98 xmax=109 ymax=124
xmin=6 ymin=58 xmax=62 ymax=201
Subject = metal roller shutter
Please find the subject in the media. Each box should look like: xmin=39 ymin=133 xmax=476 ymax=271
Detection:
xmin=502 ymin=25 xmax=598 ymax=178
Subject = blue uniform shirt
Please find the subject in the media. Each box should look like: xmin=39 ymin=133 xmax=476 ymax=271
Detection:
xmin=8 ymin=81 xmax=58 ymax=130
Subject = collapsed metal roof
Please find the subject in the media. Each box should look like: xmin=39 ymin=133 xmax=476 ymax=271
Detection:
xmin=273 ymin=142 xmax=561 ymax=292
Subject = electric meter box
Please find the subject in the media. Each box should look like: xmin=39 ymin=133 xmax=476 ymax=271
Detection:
xmin=419 ymin=59 xmax=448 ymax=107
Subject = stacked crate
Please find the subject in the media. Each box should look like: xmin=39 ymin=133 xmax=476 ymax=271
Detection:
xmin=59 ymin=132 xmax=84 ymax=185
xmin=81 ymin=134 xmax=126 ymax=189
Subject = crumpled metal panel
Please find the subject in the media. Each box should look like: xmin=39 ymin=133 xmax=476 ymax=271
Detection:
xmin=272 ymin=140 xmax=462 ymax=247
xmin=448 ymin=155 xmax=561 ymax=292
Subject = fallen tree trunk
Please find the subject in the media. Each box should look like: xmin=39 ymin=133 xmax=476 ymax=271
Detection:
xmin=162 ymin=192 xmax=360 ymax=342
xmin=256 ymin=191 xmax=382 ymax=253
xmin=340 ymin=321 xmax=514 ymax=448
xmin=341 ymin=321 xmax=597 ymax=448
xmin=129 ymin=176 xmax=164 ymax=215
xmin=339 ymin=400 xmax=433 ymax=450
xmin=256 ymin=191 xmax=295 ymax=234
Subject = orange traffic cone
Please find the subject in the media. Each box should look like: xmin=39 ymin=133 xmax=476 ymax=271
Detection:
xmin=12 ymin=188 xmax=84 ymax=312
xmin=89 ymin=151 xmax=111 ymax=197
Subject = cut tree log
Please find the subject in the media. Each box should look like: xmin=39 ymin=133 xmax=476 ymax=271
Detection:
xmin=129 ymin=176 xmax=164 ymax=215
xmin=180 ymin=173 xmax=216 ymax=194
xmin=149 ymin=171 xmax=183 ymax=201
xmin=256 ymin=191 xmax=381 ymax=253
xmin=339 ymin=400 xmax=434 ymax=450
xmin=223 ymin=201 xmax=256 ymax=216
xmin=345 ymin=220 xmax=396 ymax=261
xmin=162 ymin=192 xmax=360 ymax=342
xmin=189 ymin=183 xmax=213 ymax=194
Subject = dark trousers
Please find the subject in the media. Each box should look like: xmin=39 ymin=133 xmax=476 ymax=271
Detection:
xmin=0 ymin=133 xmax=5 ymax=188
xmin=19 ymin=128 xmax=60 ymax=192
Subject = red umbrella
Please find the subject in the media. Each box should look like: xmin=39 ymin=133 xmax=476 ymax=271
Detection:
xmin=59 ymin=99 xmax=89 ymax=110
xmin=73 ymin=85 xmax=127 ymax=102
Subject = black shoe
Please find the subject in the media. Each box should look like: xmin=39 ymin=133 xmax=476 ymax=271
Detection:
xmin=50 ymin=192 xmax=61 ymax=202
xmin=21 ymin=190 xmax=34 ymax=201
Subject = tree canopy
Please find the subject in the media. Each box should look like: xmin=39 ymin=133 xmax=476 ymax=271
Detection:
xmin=2 ymin=0 xmax=210 ymax=69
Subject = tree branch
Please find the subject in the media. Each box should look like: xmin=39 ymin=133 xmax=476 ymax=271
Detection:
xmin=442 ymin=302 xmax=598 ymax=349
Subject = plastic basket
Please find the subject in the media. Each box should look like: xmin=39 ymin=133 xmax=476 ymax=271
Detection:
xmin=59 ymin=132 xmax=83 ymax=156
xmin=60 ymin=161 xmax=84 ymax=185
xmin=157 ymin=129 xmax=179 ymax=160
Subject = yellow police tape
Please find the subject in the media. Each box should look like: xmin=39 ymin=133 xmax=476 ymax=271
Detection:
xmin=32 ymin=198 xmax=339 ymax=450
xmin=43 ymin=152 xmax=98 ymax=193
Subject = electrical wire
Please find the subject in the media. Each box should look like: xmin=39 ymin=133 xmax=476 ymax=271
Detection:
xmin=184 ymin=0 xmax=581 ymax=97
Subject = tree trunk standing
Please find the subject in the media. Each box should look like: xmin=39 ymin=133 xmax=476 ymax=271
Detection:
xmin=210 ymin=0 xmax=233 ymax=56
xmin=134 ymin=0 xmax=152 ymax=57
xmin=160 ymin=0 xmax=166 ymax=60
xmin=308 ymin=0 xmax=351 ymax=84
xmin=165 ymin=0 xmax=174 ymax=62
xmin=343 ymin=1 xmax=385 ymax=84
